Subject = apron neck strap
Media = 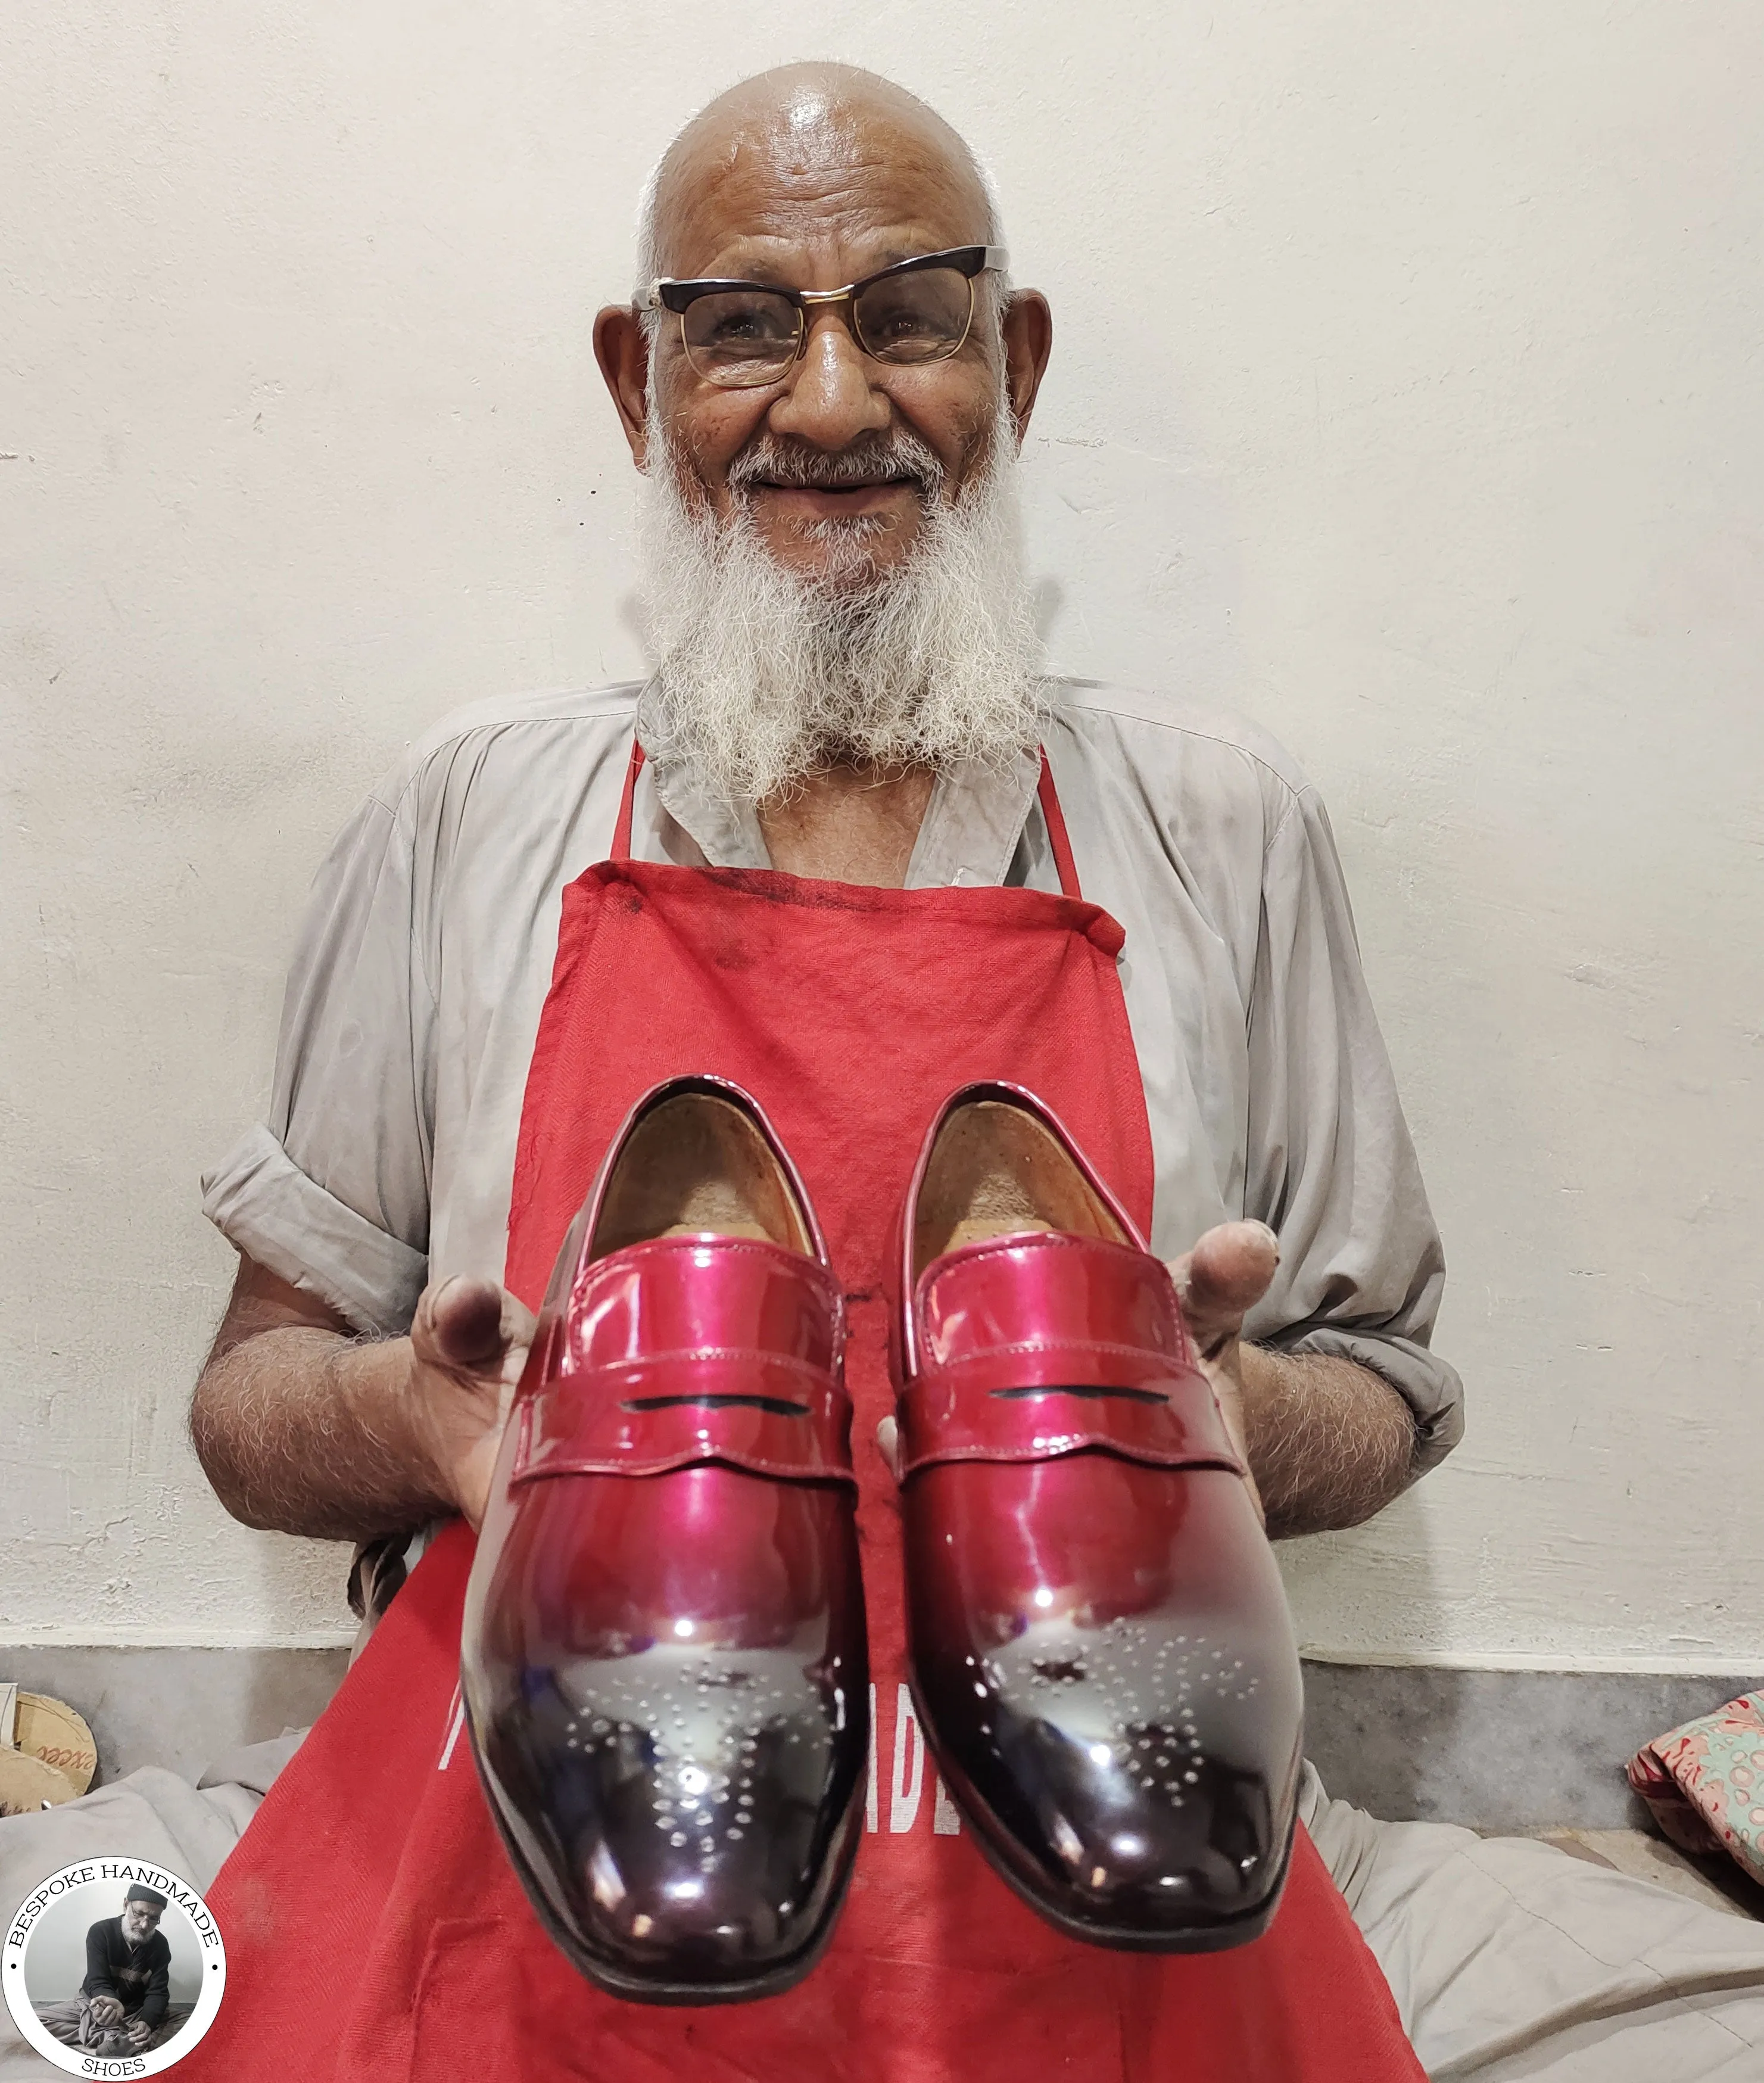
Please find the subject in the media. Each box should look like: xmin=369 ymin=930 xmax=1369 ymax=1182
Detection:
xmin=612 ymin=737 xmax=646 ymax=862
xmin=1037 ymin=751 xmax=1083 ymax=900
xmin=612 ymin=736 xmax=1082 ymax=901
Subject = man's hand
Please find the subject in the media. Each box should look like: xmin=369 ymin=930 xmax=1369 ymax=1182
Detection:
xmin=404 ymin=1276 xmax=537 ymax=1528
xmin=126 ymin=2018 xmax=153 ymax=2047
xmin=86 ymin=1997 xmax=123 ymax=2030
xmin=873 ymin=1216 xmax=1414 ymax=1537
xmin=1165 ymin=1218 xmax=1280 ymax=1524
xmin=874 ymin=1218 xmax=1279 ymax=1499
xmin=192 ymin=1254 xmax=535 ymax=1543
xmin=1173 ymin=1222 xmax=1422 ymax=1539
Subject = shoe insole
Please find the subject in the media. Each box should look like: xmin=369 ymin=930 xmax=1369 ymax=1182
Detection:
xmin=591 ymin=1094 xmax=811 ymax=1258
xmin=915 ymin=1100 xmax=1126 ymax=1276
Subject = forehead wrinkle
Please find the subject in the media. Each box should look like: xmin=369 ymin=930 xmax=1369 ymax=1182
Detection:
xmin=652 ymin=82 xmax=990 ymax=282
xmin=665 ymin=159 xmax=981 ymax=282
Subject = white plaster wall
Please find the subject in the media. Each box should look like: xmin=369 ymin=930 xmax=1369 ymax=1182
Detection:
xmin=2 ymin=2 xmax=1758 ymax=1664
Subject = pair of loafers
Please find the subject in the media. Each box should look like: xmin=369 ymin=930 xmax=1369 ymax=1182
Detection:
xmin=461 ymin=1078 xmax=1303 ymax=2005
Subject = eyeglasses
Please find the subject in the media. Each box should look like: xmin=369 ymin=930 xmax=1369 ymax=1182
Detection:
xmin=642 ymin=245 xmax=1009 ymax=390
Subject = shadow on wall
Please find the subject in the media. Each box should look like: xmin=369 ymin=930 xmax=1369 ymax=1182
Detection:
xmin=1279 ymin=1487 xmax=1450 ymax=1682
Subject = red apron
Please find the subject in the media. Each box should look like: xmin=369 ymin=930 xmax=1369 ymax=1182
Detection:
xmin=191 ymin=746 xmax=1422 ymax=2083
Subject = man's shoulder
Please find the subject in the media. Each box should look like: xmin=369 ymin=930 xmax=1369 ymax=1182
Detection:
xmin=365 ymin=682 xmax=644 ymax=817
xmin=1048 ymin=679 xmax=1317 ymax=821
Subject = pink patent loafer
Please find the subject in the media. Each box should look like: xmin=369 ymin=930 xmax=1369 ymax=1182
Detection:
xmin=891 ymin=1083 xmax=1303 ymax=1950
xmin=462 ymin=1076 xmax=868 ymax=2003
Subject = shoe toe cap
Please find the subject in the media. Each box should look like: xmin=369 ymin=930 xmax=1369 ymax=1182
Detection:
xmin=1017 ymin=1742 xmax=1291 ymax=1932
xmin=923 ymin=1621 xmax=1302 ymax=1941
xmin=472 ymin=1670 xmax=861 ymax=1993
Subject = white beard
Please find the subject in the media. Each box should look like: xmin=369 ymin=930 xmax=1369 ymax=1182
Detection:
xmin=635 ymin=401 xmax=1045 ymax=804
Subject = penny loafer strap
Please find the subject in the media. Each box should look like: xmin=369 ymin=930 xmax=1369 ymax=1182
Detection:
xmin=512 ymin=1235 xmax=855 ymax=1486
xmin=900 ymin=1232 xmax=1246 ymax=1478
xmin=897 ymin=1366 xmax=1244 ymax=1477
xmin=513 ymin=1366 xmax=856 ymax=1484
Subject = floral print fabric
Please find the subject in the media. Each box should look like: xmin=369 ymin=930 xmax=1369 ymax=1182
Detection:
xmin=1628 ymin=1691 xmax=1764 ymax=1887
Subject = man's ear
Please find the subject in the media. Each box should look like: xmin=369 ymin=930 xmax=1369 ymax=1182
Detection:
xmin=999 ymin=289 xmax=1053 ymax=443
xmin=594 ymin=304 xmax=652 ymax=469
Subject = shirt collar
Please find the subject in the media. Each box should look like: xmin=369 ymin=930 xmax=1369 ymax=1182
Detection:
xmin=637 ymin=682 xmax=1042 ymax=891
xmin=900 ymin=746 xmax=1041 ymax=889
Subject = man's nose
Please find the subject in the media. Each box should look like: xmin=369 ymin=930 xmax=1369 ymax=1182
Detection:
xmin=767 ymin=310 xmax=890 ymax=449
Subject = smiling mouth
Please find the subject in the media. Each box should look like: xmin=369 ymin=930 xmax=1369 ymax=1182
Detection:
xmin=749 ymin=475 xmax=917 ymax=495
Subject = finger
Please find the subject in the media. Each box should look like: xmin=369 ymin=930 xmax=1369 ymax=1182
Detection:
xmin=1204 ymin=1364 xmax=1267 ymax=1525
xmin=499 ymin=1288 xmax=538 ymax=1362
xmin=875 ymin=1415 xmax=901 ymax=1484
xmin=454 ymin=1427 xmax=503 ymax=1531
xmin=1170 ymin=1220 xmax=1279 ymax=1348
xmin=422 ymin=1276 xmax=517 ymax=1369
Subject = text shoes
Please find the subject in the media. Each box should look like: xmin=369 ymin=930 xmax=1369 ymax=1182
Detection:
xmin=462 ymin=1077 xmax=868 ymax=2003
xmin=892 ymin=1083 xmax=1304 ymax=1951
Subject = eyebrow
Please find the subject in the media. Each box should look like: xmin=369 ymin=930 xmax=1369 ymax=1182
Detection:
xmin=681 ymin=244 xmax=931 ymax=288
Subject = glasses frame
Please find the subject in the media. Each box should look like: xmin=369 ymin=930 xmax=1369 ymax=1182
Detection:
xmin=641 ymin=245 xmax=1010 ymax=388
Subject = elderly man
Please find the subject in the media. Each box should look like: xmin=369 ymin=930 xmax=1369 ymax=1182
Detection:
xmin=32 ymin=1885 xmax=194 ymax=2057
xmin=2 ymin=58 xmax=1760 ymax=2083
xmin=191 ymin=69 xmax=1439 ymax=1561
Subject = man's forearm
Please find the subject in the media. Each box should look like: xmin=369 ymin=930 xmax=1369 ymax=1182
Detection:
xmin=190 ymin=1327 xmax=448 ymax=1543
xmin=1239 ymin=1347 xmax=1416 ymax=1539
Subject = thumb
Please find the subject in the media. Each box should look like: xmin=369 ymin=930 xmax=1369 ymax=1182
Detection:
xmin=420 ymin=1276 xmax=531 ymax=1372
xmin=875 ymin=1415 xmax=902 ymax=1484
xmin=1168 ymin=1220 xmax=1280 ymax=1356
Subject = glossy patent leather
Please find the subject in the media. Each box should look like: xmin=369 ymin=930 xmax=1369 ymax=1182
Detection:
xmin=893 ymin=1083 xmax=1305 ymax=1951
xmin=515 ymin=1234 xmax=853 ymax=1485
xmin=462 ymin=1077 xmax=868 ymax=2004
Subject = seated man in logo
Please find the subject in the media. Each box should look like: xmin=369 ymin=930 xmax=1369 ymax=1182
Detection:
xmin=34 ymin=1884 xmax=192 ymax=2056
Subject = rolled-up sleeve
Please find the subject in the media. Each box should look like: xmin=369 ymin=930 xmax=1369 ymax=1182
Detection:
xmin=201 ymin=784 xmax=435 ymax=1336
xmin=1241 ymin=786 xmax=1463 ymax=1472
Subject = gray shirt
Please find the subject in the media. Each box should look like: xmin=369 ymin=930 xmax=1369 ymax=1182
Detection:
xmin=202 ymin=677 xmax=1462 ymax=1472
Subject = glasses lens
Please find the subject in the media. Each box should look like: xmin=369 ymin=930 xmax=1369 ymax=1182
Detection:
xmin=853 ymin=267 xmax=973 ymax=365
xmin=680 ymin=289 xmax=800 ymax=386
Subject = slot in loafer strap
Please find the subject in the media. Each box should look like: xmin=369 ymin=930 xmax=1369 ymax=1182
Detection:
xmin=899 ymin=1231 xmax=1245 ymax=1478
xmin=513 ymin=1235 xmax=854 ymax=1486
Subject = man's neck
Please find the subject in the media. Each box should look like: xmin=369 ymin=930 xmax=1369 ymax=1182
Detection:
xmin=756 ymin=764 xmax=936 ymax=888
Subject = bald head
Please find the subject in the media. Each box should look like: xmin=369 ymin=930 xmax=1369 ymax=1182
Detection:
xmin=636 ymin=64 xmax=998 ymax=291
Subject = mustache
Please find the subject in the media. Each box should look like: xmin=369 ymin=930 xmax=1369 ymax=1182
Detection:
xmin=725 ymin=429 xmax=946 ymax=499
xmin=637 ymin=387 xmax=1042 ymax=804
